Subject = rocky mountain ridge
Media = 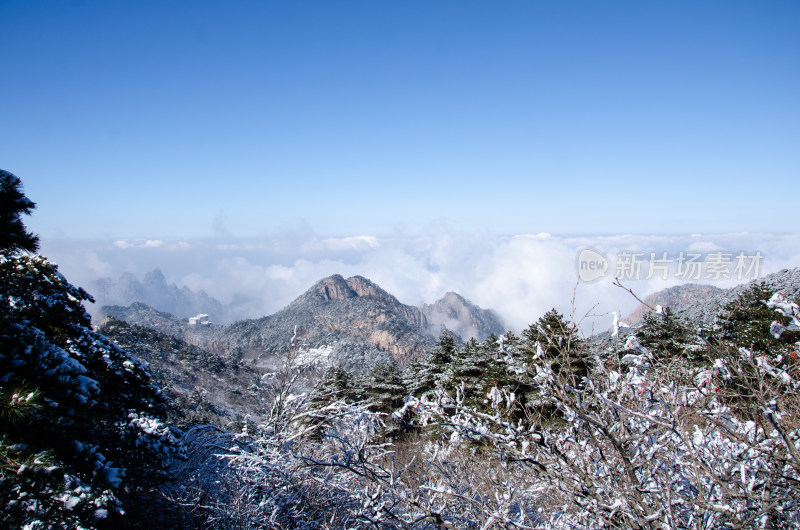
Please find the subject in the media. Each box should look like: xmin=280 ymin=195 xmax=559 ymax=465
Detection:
xmin=624 ymin=284 xmax=723 ymax=325
xmin=99 ymin=274 xmax=505 ymax=371
xmin=422 ymin=291 xmax=505 ymax=341
xmin=90 ymin=268 xmax=227 ymax=322
xmin=623 ymin=268 xmax=800 ymax=328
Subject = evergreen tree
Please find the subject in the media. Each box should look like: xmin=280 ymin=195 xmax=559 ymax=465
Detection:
xmin=0 ymin=170 xmax=39 ymax=255
xmin=354 ymin=363 xmax=407 ymax=414
xmin=310 ymin=365 xmax=354 ymax=406
xmin=429 ymin=329 xmax=457 ymax=366
xmin=445 ymin=334 xmax=516 ymax=413
xmin=403 ymin=331 xmax=457 ymax=397
xmin=0 ymin=171 xmax=181 ymax=528
xmin=401 ymin=358 xmax=431 ymax=399
xmin=521 ymin=309 xmax=589 ymax=383
xmin=717 ymin=282 xmax=798 ymax=355
xmin=636 ymin=307 xmax=699 ymax=363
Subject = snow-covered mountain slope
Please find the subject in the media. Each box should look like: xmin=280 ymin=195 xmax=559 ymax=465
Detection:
xmin=99 ymin=274 xmax=505 ymax=370
xmin=624 ymin=267 xmax=800 ymax=327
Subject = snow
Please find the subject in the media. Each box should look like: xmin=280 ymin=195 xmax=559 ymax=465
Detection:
xmin=293 ymin=344 xmax=333 ymax=367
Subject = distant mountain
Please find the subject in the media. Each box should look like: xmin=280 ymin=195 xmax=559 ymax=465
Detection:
xmin=624 ymin=268 xmax=800 ymax=328
xmin=221 ymin=274 xmax=432 ymax=368
xmin=624 ymin=284 xmax=723 ymax=325
xmin=90 ymin=268 xmax=227 ymax=322
xmin=99 ymin=274 xmax=506 ymax=373
xmin=100 ymin=275 xmax=429 ymax=372
xmin=422 ymin=292 xmax=505 ymax=341
xmin=98 ymin=302 xmax=234 ymax=359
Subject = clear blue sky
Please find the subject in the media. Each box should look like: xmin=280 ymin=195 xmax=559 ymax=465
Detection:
xmin=2 ymin=0 xmax=798 ymax=239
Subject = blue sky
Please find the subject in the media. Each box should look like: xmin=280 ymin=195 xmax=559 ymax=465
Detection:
xmin=2 ymin=0 xmax=798 ymax=239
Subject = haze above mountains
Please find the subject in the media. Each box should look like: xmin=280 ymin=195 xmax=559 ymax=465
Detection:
xmin=46 ymin=232 xmax=800 ymax=337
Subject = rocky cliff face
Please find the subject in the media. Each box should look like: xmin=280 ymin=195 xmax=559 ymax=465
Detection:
xmin=624 ymin=284 xmax=723 ymax=325
xmin=297 ymin=275 xmax=428 ymax=329
xmin=277 ymin=274 xmax=432 ymax=366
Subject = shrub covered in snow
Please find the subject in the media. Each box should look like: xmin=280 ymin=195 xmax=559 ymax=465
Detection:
xmin=171 ymin=286 xmax=800 ymax=529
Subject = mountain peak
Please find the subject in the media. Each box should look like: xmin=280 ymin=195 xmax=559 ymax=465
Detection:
xmin=304 ymin=274 xmax=395 ymax=304
xmin=345 ymin=275 xmax=391 ymax=300
xmin=143 ymin=268 xmax=167 ymax=287
xmin=423 ymin=291 xmax=505 ymax=341
xmin=442 ymin=291 xmax=466 ymax=304
xmin=90 ymin=269 xmax=226 ymax=322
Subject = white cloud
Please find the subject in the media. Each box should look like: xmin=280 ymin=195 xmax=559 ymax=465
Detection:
xmin=112 ymin=238 xmax=170 ymax=249
xmin=313 ymin=236 xmax=380 ymax=252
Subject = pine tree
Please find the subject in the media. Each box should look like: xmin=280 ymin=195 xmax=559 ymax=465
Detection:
xmin=0 ymin=170 xmax=39 ymax=255
xmin=717 ymin=282 xmax=798 ymax=355
xmin=310 ymin=365 xmax=354 ymax=406
xmin=403 ymin=331 xmax=457 ymax=398
xmin=0 ymin=171 xmax=182 ymax=528
xmin=637 ymin=307 xmax=698 ymax=363
xmin=445 ymin=334 xmax=515 ymax=413
xmin=429 ymin=329 xmax=457 ymax=366
xmin=354 ymin=363 xmax=407 ymax=414
xmin=521 ymin=309 xmax=589 ymax=383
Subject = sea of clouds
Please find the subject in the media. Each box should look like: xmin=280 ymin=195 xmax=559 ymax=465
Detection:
xmin=39 ymin=229 xmax=800 ymax=335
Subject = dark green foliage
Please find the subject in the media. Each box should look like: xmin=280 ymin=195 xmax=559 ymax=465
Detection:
xmin=101 ymin=317 xmax=228 ymax=372
xmin=354 ymin=363 xmax=407 ymax=414
xmin=403 ymin=331 xmax=458 ymax=398
xmin=98 ymin=318 xmax=264 ymax=428
xmin=521 ymin=308 xmax=590 ymax=384
xmin=637 ymin=307 xmax=700 ymax=362
xmin=445 ymin=334 xmax=517 ymax=412
xmin=401 ymin=358 xmax=430 ymax=398
xmin=0 ymin=170 xmax=39 ymax=255
xmin=0 ymin=174 xmax=181 ymax=528
xmin=717 ymin=282 xmax=798 ymax=355
xmin=310 ymin=366 xmax=355 ymax=407
xmin=404 ymin=331 xmax=534 ymax=424
xmin=429 ymin=330 xmax=457 ymax=366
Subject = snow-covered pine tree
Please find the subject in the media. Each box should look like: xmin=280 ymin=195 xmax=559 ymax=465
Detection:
xmin=354 ymin=363 xmax=406 ymax=415
xmin=402 ymin=330 xmax=456 ymax=398
xmin=520 ymin=308 xmax=588 ymax=380
xmin=717 ymin=281 xmax=799 ymax=356
xmin=0 ymin=170 xmax=182 ymax=529
xmin=438 ymin=333 xmax=523 ymax=416
xmin=311 ymin=365 xmax=355 ymax=405
xmin=636 ymin=306 xmax=700 ymax=363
